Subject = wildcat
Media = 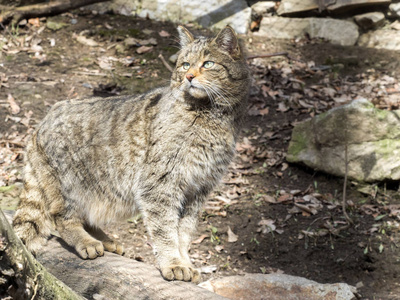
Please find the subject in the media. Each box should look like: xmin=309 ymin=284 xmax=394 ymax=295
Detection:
xmin=13 ymin=25 xmax=250 ymax=283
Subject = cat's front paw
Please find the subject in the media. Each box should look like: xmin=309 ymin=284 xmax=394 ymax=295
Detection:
xmin=76 ymin=240 xmax=104 ymax=259
xmin=102 ymin=239 xmax=124 ymax=255
xmin=160 ymin=265 xmax=201 ymax=283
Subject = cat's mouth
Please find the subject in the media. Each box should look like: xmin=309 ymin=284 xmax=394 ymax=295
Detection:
xmin=189 ymin=85 xmax=202 ymax=91
xmin=189 ymin=87 xmax=207 ymax=98
xmin=185 ymin=82 xmax=208 ymax=99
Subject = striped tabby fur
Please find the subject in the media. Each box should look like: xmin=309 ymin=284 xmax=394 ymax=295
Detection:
xmin=13 ymin=25 xmax=250 ymax=283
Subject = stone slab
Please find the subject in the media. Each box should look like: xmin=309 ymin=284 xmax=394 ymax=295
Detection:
xmin=200 ymin=273 xmax=357 ymax=300
xmin=323 ymin=0 xmax=391 ymax=13
xmin=354 ymin=12 xmax=385 ymax=29
xmin=255 ymin=17 xmax=359 ymax=46
xmin=277 ymin=0 xmax=319 ymax=16
xmin=251 ymin=1 xmax=276 ymax=16
xmin=137 ymin=0 xmax=251 ymax=34
xmin=358 ymin=29 xmax=400 ymax=50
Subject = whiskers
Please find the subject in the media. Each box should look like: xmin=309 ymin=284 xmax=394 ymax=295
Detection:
xmin=171 ymin=78 xmax=239 ymax=113
xmin=199 ymin=80 xmax=238 ymax=112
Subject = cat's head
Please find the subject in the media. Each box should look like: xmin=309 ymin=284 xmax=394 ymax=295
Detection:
xmin=171 ymin=25 xmax=250 ymax=109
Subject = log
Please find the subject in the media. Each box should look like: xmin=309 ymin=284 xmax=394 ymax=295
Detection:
xmin=0 ymin=209 xmax=83 ymax=300
xmin=0 ymin=0 xmax=110 ymax=25
xmin=2 ymin=210 xmax=227 ymax=300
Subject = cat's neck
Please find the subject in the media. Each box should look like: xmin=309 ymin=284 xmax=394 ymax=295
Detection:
xmin=170 ymin=88 xmax=245 ymax=118
xmin=159 ymin=88 xmax=244 ymax=137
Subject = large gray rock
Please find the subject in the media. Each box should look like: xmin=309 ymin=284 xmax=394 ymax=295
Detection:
xmin=287 ymin=99 xmax=400 ymax=182
xmin=354 ymin=12 xmax=385 ymax=30
xmin=136 ymin=0 xmax=251 ymax=34
xmin=251 ymin=1 xmax=276 ymax=16
xmin=389 ymin=3 xmax=400 ymax=18
xmin=323 ymin=0 xmax=390 ymax=13
xmin=358 ymin=29 xmax=400 ymax=50
xmin=277 ymin=0 xmax=390 ymax=15
xmin=254 ymin=17 xmax=359 ymax=46
xmin=200 ymin=273 xmax=357 ymax=300
xmin=277 ymin=0 xmax=319 ymax=16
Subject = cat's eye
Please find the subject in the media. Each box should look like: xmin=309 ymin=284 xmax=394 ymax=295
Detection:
xmin=182 ymin=62 xmax=190 ymax=70
xmin=203 ymin=61 xmax=215 ymax=69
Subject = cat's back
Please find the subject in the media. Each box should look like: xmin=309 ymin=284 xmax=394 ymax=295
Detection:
xmin=32 ymin=88 xmax=165 ymax=150
xmin=41 ymin=89 xmax=163 ymax=132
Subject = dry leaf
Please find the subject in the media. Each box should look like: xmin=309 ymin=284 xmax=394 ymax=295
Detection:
xmin=20 ymin=110 xmax=33 ymax=127
xmin=227 ymin=226 xmax=238 ymax=243
xmin=277 ymin=102 xmax=289 ymax=112
xmin=277 ymin=193 xmax=293 ymax=202
xmin=7 ymin=94 xmax=20 ymax=115
xmin=28 ymin=18 xmax=40 ymax=27
xmin=158 ymin=30 xmax=170 ymax=37
xmin=192 ymin=234 xmax=208 ymax=244
xmin=258 ymin=107 xmax=269 ymax=116
xmin=262 ymin=195 xmax=277 ymax=204
xmin=136 ymin=46 xmax=153 ymax=54
xmin=215 ymin=245 xmax=224 ymax=253
xmin=200 ymin=265 xmax=217 ymax=274
xmin=97 ymin=57 xmax=115 ymax=70
xmin=290 ymin=190 xmax=302 ymax=195
xmin=140 ymin=38 xmax=158 ymax=46
xmin=75 ymin=35 xmax=99 ymax=47
xmin=257 ymin=219 xmax=276 ymax=234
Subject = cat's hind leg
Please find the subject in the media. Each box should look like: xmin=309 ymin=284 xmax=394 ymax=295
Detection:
xmin=85 ymin=224 xmax=124 ymax=255
xmin=55 ymin=215 xmax=104 ymax=259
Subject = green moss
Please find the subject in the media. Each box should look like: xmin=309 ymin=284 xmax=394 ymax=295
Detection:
xmin=46 ymin=20 xmax=68 ymax=31
xmin=375 ymin=139 xmax=400 ymax=158
xmin=287 ymin=125 xmax=309 ymax=160
xmin=373 ymin=108 xmax=389 ymax=121
xmin=0 ymin=185 xmax=15 ymax=193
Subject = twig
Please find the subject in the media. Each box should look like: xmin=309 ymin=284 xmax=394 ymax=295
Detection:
xmin=0 ymin=140 xmax=25 ymax=148
xmin=0 ymin=0 xmax=110 ymax=25
xmin=158 ymin=54 xmax=174 ymax=73
xmin=246 ymin=52 xmax=289 ymax=60
xmin=294 ymin=203 xmax=314 ymax=215
xmin=72 ymin=71 xmax=108 ymax=77
xmin=326 ymin=137 xmax=354 ymax=236
xmin=342 ymin=143 xmax=353 ymax=225
xmin=31 ymin=273 xmax=42 ymax=300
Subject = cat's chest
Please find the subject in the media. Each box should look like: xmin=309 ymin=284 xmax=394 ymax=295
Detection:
xmin=170 ymin=122 xmax=234 ymax=172
xmin=149 ymin=115 xmax=233 ymax=162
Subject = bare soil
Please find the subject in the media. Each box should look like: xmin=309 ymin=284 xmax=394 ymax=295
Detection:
xmin=1 ymin=11 xmax=400 ymax=300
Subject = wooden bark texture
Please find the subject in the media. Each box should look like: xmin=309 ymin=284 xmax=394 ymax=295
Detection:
xmin=2 ymin=210 xmax=227 ymax=300
xmin=0 ymin=209 xmax=83 ymax=300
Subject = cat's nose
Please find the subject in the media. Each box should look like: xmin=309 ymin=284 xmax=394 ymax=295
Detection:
xmin=186 ymin=73 xmax=195 ymax=82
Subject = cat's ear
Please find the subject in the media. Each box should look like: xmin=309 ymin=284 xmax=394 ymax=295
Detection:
xmin=177 ymin=25 xmax=194 ymax=47
xmin=213 ymin=25 xmax=241 ymax=58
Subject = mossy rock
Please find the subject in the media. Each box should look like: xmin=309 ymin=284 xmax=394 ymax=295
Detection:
xmin=287 ymin=98 xmax=400 ymax=182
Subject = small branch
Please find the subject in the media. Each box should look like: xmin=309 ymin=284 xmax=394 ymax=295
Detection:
xmin=158 ymin=53 xmax=174 ymax=73
xmin=0 ymin=0 xmax=110 ymax=25
xmin=246 ymin=52 xmax=289 ymax=60
xmin=0 ymin=210 xmax=83 ymax=299
xmin=342 ymin=143 xmax=353 ymax=225
xmin=0 ymin=140 xmax=25 ymax=148
xmin=294 ymin=203 xmax=314 ymax=215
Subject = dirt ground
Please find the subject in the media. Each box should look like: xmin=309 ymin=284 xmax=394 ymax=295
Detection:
xmin=1 ymin=11 xmax=400 ymax=300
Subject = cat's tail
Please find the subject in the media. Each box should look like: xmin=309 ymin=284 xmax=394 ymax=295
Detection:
xmin=13 ymin=135 xmax=58 ymax=254
xmin=13 ymin=189 xmax=52 ymax=254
